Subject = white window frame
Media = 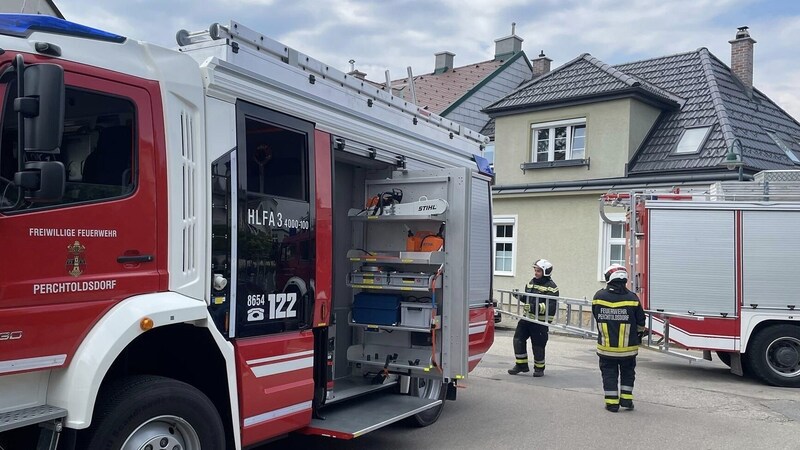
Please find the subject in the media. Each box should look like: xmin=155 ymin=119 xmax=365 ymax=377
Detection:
xmin=493 ymin=215 xmax=517 ymax=276
xmin=530 ymin=118 xmax=586 ymax=163
xmin=597 ymin=214 xmax=626 ymax=281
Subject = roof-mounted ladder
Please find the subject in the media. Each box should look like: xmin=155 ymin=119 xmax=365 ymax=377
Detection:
xmin=175 ymin=21 xmax=487 ymax=147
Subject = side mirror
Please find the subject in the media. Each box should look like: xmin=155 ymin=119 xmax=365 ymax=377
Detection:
xmin=20 ymin=63 xmax=65 ymax=153
xmin=13 ymin=161 xmax=65 ymax=202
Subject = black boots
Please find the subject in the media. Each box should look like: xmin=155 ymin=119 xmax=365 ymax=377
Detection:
xmin=620 ymin=399 xmax=634 ymax=410
xmin=532 ymin=369 xmax=544 ymax=377
xmin=605 ymin=404 xmax=619 ymax=413
xmin=507 ymin=364 xmax=530 ymax=375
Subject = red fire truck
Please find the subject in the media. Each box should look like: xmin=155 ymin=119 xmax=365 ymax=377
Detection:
xmin=601 ymin=173 xmax=800 ymax=388
xmin=0 ymin=15 xmax=495 ymax=449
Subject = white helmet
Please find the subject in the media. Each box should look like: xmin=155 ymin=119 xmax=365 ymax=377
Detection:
xmin=604 ymin=264 xmax=628 ymax=283
xmin=533 ymin=259 xmax=553 ymax=277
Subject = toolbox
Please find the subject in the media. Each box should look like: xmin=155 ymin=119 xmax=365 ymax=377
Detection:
xmin=400 ymin=302 xmax=434 ymax=328
xmin=388 ymin=272 xmax=433 ymax=288
xmin=352 ymin=293 xmax=401 ymax=326
xmin=348 ymin=271 xmax=389 ymax=285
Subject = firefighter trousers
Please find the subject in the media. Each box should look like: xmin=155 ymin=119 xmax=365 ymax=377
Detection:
xmin=512 ymin=320 xmax=549 ymax=371
xmin=599 ymin=355 xmax=636 ymax=407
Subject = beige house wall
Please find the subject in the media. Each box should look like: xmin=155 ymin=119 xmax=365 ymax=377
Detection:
xmin=493 ymin=99 xmax=660 ymax=186
xmin=493 ymin=193 xmax=627 ymax=301
xmin=491 ymin=98 xmax=660 ymax=303
xmin=628 ymin=101 xmax=662 ymax=159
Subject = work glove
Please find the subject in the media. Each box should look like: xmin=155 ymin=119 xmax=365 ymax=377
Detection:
xmin=523 ymin=303 xmax=531 ymax=315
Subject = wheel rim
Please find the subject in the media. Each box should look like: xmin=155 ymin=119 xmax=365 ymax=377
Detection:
xmin=766 ymin=336 xmax=800 ymax=378
xmin=412 ymin=377 xmax=442 ymax=400
xmin=121 ymin=415 xmax=201 ymax=450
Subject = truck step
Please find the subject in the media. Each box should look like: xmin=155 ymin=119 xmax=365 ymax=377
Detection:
xmin=0 ymin=405 xmax=67 ymax=433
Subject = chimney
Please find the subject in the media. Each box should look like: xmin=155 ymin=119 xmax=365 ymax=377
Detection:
xmin=494 ymin=22 xmax=523 ymax=60
xmin=532 ymin=50 xmax=552 ymax=77
xmin=434 ymin=51 xmax=455 ymax=74
xmin=729 ymin=26 xmax=756 ymax=95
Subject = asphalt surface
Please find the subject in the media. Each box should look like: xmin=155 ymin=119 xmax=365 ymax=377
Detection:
xmin=257 ymin=325 xmax=800 ymax=449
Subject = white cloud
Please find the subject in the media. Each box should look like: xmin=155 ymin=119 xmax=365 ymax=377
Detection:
xmin=45 ymin=0 xmax=800 ymax=119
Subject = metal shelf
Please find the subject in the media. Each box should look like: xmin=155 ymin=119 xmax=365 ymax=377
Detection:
xmin=348 ymin=213 xmax=443 ymax=222
xmin=347 ymin=250 xmax=445 ymax=265
xmin=349 ymin=358 xmax=432 ymax=374
xmin=349 ymin=319 xmax=439 ymax=333
xmin=347 ymin=283 xmax=434 ymax=292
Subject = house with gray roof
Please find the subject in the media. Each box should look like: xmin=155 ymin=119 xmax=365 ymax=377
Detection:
xmin=353 ymin=25 xmax=540 ymax=163
xmin=484 ymin=27 xmax=800 ymax=299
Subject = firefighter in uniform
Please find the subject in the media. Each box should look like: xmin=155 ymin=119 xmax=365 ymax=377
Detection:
xmin=592 ymin=264 xmax=646 ymax=412
xmin=508 ymin=259 xmax=559 ymax=377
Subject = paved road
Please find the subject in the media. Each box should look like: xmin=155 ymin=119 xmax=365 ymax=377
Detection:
xmin=257 ymin=327 xmax=800 ymax=449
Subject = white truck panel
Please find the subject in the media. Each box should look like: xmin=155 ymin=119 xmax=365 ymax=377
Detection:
xmin=742 ymin=210 xmax=800 ymax=309
xmin=648 ymin=209 xmax=736 ymax=316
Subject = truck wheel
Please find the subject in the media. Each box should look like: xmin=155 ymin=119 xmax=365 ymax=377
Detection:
xmin=405 ymin=377 xmax=446 ymax=427
xmin=81 ymin=375 xmax=225 ymax=449
xmin=746 ymin=325 xmax=800 ymax=387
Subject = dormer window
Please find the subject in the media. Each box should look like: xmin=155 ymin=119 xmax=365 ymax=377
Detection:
xmin=765 ymin=130 xmax=800 ymax=164
xmin=674 ymin=126 xmax=710 ymax=154
xmin=530 ymin=118 xmax=586 ymax=162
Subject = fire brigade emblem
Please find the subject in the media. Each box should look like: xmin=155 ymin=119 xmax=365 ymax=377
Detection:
xmin=66 ymin=240 xmax=86 ymax=277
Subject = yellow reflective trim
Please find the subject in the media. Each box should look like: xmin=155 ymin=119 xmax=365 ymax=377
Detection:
xmin=618 ymin=324 xmax=627 ymax=348
xmin=605 ymin=398 xmax=620 ymax=405
xmin=597 ymin=344 xmax=640 ymax=353
xmin=597 ymin=344 xmax=639 ymax=352
xmin=620 ymin=393 xmax=633 ymax=400
xmin=592 ymin=299 xmax=639 ymax=308
xmin=601 ymin=323 xmax=610 ymax=347
xmin=532 ymin=285 xmax=558 ymax=293
xmin=515 ymin=359 xmax=528 ymax=364
xmin=597 ymin=348 xmax=639 ymax=357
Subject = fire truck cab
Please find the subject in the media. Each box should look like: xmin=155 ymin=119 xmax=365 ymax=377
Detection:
xmin=0 ymin=15 xmax=495 ymax=449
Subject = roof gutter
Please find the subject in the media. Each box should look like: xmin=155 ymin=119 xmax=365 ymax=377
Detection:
xmin=493 ymin=171 xmax=751 ymax=193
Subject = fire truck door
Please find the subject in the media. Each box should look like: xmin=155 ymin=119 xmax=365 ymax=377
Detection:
xmin=227 ymin=101 xmax=317 ymax=445
xmin=0 ymin=72 xmax=160 ymax=373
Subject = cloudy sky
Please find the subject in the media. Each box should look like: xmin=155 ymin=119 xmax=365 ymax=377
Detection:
xmin=52 ymin=0 xmax=800 ymax=118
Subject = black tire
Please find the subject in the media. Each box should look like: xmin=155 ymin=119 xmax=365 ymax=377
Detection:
xmin=80 ymin=375 xmax=225 ymax=449
xmin=716 ymin=351 xmax=732 ymax=367
xmin=405 ymin=378 xmax=447 ymax=427
xmin=745 ymin=324 xmax=800 ymax=387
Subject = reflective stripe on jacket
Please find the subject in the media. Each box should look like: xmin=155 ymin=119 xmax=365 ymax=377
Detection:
xmin=524 ymin=277 xmax=559 ymax=322
xmin=592 ymin=283 xmax=645 ymax=358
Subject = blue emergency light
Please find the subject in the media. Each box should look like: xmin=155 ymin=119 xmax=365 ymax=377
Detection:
xmin=0 ymin=14 xmax=125 ymax=43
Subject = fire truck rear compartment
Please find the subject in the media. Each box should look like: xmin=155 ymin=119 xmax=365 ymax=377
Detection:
xmin=323 ymin=154 xmax=449 ymax=425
